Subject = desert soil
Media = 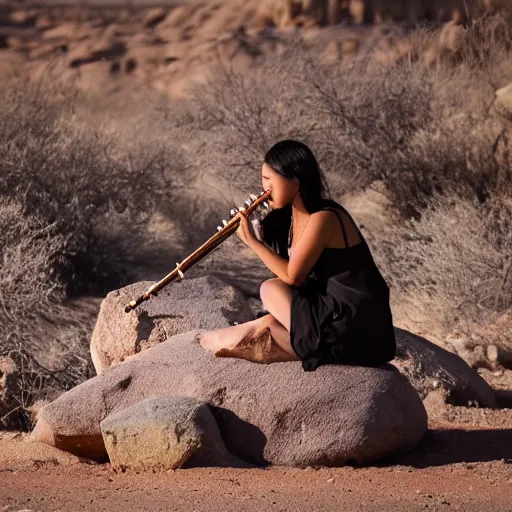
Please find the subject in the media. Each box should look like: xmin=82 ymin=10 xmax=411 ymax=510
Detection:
xmin=1 ymin=420 xmax=512 ymax=512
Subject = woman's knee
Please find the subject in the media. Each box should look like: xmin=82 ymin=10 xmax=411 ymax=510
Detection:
xmin=259 ymin=278 xmax=282 ymax=302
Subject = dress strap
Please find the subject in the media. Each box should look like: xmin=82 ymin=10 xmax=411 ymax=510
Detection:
xmin=324 ymin=207 xmax=349 ymax=247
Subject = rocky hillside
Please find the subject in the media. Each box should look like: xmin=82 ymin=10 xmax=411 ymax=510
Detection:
xmin=0 ymin=0 xmax=498 ymax=99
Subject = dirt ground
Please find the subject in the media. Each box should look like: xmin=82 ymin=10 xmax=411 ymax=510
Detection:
xmin=1 ymin=420 xmax=511 ymax=512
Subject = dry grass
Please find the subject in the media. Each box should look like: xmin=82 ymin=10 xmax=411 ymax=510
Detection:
xmin=372 ymin=196 xmax=512 ymax=330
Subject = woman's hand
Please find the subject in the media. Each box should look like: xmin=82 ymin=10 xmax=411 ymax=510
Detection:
xmin=236 ymin=211 xmax=256 ymax=247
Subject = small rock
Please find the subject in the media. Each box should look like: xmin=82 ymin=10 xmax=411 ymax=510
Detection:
xmin=100 ymin=396 xmax=245 ymax=472
xmin=495 ymin=83 xmax=512 ymax=120
xmin=36 ymin=15 xmax=55 ymax=31
xmin=144 ymin=8 xmax=167 ymax=29
xmin=9 ymin=9 xmax=37 ymax=26
xmin=486 ymin=344 xmax=499 ymax=362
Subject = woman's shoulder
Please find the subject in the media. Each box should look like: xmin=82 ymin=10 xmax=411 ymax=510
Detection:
xmin=313 ymin=200 xmax=347 ymax=220
xmin=319 ymin=199 xmax=346 ymax=211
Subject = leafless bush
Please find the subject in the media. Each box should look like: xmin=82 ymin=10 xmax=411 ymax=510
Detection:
xmin=0 ymin=331 xmax=87 ymax=431
xmin=0 ymin=78 xmax=186 ymax=430
xmin=194 ymin=41 xmax=509 ymax=219
xmin=373 ymin=196 xmax=512 ymax=332
xmin=0 ymin=200 xmax=66 ymax=322
xmin=458 ymin=3 xmax=512 ymax=74
xmin=189 ymin=39 xmax=334 ymax=195
xmin=0 ymin=201 xmax=95 ymax=429
xmin=0 ymin=76 xmax=177 ymax=296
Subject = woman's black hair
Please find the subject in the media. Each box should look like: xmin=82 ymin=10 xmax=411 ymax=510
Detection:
xmin=260 ymin=140 xmax=336 ymax=258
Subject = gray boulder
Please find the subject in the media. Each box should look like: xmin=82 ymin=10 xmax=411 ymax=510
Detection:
xmin=394 ymin=328 xmax=497 ymax=408
xmin=91 ymin=277 xmax=498 ymax=408
xmin=31 ymin=330 xmax=428 ymax=468
xmin=90 ymin=276 xmax=255 ymax=375
xmin=100 ymin=396 xmax=251 ymax=472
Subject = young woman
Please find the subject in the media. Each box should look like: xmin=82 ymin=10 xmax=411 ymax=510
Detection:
xmin=197 ymin=140 xmax=396 ymax=371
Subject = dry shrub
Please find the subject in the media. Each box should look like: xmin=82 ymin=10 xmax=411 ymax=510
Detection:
xmin=0 ymin=201 xmax=96 ymax=430
xmin=189 ymin=39 xmax=330 ymax=194
xmin=458 ymin=2 xmax=512 ymax=74
xmin=193 ymin=37 xmax=510 ymax=217
xmin=0 ymin=78 xmax=183 ymax=430
xmin=0 ymin=76 xmax=176 ymax=296
xmin=311 ymin=60 xmax=436 ymax=202
xmin=373 ymin=196 xmax=512 ymax=333
xmin=0 ymin=200 xmax=66 ymax=321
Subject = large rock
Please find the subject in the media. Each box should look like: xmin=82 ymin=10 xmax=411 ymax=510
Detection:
xmin=31 ymin=330 xmax=428 ymax=467
xmin=394 ymin=328 xmax=497 ymax=408
xmin=90 ymin=276 xmax=255 ymax=375
xmin=100 ymin=396 xmax=251 ymax=472
xmin=92 ymin=277 xmax=498 ymax=408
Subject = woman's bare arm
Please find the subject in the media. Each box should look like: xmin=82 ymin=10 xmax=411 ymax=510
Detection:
xmin=244 ymin=211 xmax=335 ymax=286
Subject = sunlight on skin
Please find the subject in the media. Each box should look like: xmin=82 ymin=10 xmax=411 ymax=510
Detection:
xmin=196 ymin=313 xmax=300 ymax=363
xmin=196 ymin=162 xmax=306 ymax=363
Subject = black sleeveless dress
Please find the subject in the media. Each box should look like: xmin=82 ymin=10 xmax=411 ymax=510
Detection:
xmin=287 ymin=203 xmax=396 ymax=372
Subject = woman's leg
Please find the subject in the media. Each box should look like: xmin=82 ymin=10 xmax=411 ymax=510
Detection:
xmin=197 ymin=316 xmax=264 ymax=353
xmin=259 ymin=278 xmax=300 ymax=359
xmin=197 ymin=278 xmax=300 ymax=362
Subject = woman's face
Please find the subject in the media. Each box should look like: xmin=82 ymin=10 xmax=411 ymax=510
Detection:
xmin=261 ymin=163 xmax=299 ymax=209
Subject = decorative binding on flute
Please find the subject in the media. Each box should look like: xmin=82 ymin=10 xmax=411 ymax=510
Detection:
xmin=124 ymin=189 xmax=271 ymax=313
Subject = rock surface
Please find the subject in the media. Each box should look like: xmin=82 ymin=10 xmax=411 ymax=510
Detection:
xmin=90 ymin=276 xmax=255 ymax=375
xmin=31 ymin=330 xmax=428 ymax=467
xmin=91 ymin=277 xmax=498 ymax=408
xmin=394 ymin=328 xmax=497 ymax=408
xmin=100 ymin=395 xmax=251 ymax=472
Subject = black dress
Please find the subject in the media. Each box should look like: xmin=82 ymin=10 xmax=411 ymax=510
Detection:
xmin=287 ymin=203 xmax=396 ymax=372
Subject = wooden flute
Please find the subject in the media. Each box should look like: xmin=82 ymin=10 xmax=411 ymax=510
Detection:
xmin=124 ymin=189 xmax=271 ymax=313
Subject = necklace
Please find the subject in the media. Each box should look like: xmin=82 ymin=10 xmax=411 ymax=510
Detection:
xmin=288 ymin=210 xmax=310 ymax=249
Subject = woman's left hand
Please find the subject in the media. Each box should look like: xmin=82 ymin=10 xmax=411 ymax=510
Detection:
xmin=236 ymin=211 xmax=255 ymax=247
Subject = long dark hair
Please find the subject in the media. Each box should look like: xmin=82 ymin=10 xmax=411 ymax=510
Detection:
xmin=261 ymin=140 xmax=335 ymax=257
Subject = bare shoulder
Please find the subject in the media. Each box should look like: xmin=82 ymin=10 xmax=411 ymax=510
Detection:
xmin=310 ymin=209 xmax=340 ymax=226
xmin=307 ymin=211 xmax=340 ymax=240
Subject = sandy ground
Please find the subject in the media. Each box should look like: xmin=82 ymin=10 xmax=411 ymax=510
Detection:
xmin=1 ymin=421 xmax=512 ymax=512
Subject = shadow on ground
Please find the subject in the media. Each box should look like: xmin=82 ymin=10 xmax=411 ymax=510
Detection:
xmin=377 ymin=424 xmax=512 ymax=468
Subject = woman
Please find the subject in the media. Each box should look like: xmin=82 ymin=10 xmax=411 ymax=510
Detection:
xmin=197 ymin=140 xmax=396 ymax=371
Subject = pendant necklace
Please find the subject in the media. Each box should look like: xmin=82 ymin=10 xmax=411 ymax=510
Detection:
xmin=289 ymin=209 xmax=310 ymax=250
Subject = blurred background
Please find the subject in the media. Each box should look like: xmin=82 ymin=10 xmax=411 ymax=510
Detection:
xmin=1 ymin=0 xmax=512 ymax=430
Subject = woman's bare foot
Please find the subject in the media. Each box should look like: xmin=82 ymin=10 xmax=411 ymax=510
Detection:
xmin=197 ymin=314 xmax=299 ymax=364
xmin=215 ymin=327 xmax=292 ymax=363
xmin=196 ymin=317 xmax=263 ymax=353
